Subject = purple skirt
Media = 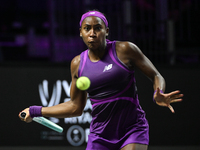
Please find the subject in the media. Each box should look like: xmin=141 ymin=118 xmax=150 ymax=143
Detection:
xmin=86 ymin=101 xmax=149 ymax=150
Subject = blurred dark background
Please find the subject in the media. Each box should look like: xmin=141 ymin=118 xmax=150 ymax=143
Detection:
xmin=0 ymin=0 xmax=199 ymax=150
xmin=0 ymin=0 xmax=199 ymax=64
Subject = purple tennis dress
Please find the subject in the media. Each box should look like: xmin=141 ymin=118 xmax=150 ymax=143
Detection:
xmin=78 ymin=40 xmax=149 ymax=150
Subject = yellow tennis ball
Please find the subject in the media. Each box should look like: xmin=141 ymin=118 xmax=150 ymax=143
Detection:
xmin=76 ymin=76 xmax=91 ymax=90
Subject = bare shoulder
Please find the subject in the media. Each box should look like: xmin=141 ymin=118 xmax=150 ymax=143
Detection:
xmin=115 ymin=41 xmax=144 ymax=69
xmin=70 ymin=55 xmax=81 ymax=77
xmin=71 ymin=55 xmax=80 ymax=67
xmin=115 ymin=41 xmax=140 ymax=54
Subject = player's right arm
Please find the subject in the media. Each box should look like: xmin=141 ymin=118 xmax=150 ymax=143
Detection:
xmin=19 ymin=55 xmax=88 ymax=122
xmin=41 ymin=55 xmax=88 ymax=118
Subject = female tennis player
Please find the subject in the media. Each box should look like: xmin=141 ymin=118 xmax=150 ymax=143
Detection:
xmin=19 ymin=10 xmax=183 ymax=150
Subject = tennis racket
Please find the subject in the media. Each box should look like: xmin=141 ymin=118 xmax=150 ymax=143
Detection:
xmin=20 ymin=112 xmax=63 ymax=133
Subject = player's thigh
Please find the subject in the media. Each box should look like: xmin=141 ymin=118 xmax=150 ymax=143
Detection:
xmin=120 ymin=143 xmax=148 ymax=150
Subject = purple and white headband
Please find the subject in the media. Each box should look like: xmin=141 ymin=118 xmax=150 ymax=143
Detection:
xmin=80 ymin=11 xmax=108 ymax=27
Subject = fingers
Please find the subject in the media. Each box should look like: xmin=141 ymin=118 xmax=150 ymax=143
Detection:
xmin=155 ymin=89 xmax=183 ymax=113
xmin=168 ymin=93 xmax=183 ymax=113
xmin=156 ymin=87 xmax=163 ymax=94
xmin=169 ymin=90 xmax=180 ymax=94
xmin=168 ymin=105 xmax=175 ymax=113
xmin=156 ymin=87 xmax=160 ymax=93
xmin=169 ymin=90 xmax=184 ymax=97
xmin=170 ymin=98 xmax=183 ymax=103
xmin=170 ymin=93 xmax=184 ymax=99
xmin=168 ymin=90 xmax=183 ymax=102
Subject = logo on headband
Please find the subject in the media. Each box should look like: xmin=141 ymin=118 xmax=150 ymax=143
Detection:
xmin=80 ymin=11 xmax=108 ymax=27
xmin=89 ymin=12 xmax=95 ymax=15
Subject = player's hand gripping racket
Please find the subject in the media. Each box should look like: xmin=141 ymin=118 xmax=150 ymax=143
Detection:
xmin=20 ymin=112 xmax=63 ymax=133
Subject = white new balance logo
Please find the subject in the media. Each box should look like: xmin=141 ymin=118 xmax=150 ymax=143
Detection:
xmin=103 ymin=64 xmax=113 ymax=72
xmin=89 ymin=12 xmax=95 ymax=15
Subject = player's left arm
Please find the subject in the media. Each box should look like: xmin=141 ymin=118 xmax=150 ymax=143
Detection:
xmin=116 ymin=41 xmax=183 ymax=113
xmin=116 ymin=41 xmax=164 ymax=90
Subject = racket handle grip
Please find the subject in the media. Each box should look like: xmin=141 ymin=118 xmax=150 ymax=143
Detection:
xmin=20 ymin=112 xmax=26 ymax=118
xmin=20 ymin=112 xmax=63 ymax=133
